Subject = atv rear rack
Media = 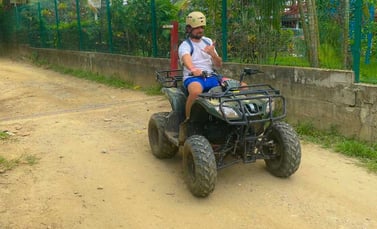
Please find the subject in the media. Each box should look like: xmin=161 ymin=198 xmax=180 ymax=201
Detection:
xmin=156 ymin=70 xmax=183 ymax=88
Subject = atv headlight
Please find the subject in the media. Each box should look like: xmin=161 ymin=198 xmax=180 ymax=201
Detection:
xmin=265 ymin=100 xmax=275 ymax=114
xmin=215 ymin=106 xmax=240 ymax=119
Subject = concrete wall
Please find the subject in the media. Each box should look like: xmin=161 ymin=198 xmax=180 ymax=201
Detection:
xmin=223 ymin=64 xmax=377 ymax=143
xmin=25 ymin=47 xmax=377 ymax=143
xmin=26 ymin=48 xmax=168 ymax=87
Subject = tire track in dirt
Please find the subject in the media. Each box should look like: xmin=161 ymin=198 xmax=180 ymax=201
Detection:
xmin=0 ymin=98 xmax=152 ymax=122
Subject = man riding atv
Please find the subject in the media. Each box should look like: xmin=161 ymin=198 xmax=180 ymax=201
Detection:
xmin=178 ymin=11 xmax=246 ymax=119
xmin=148 ymin=11 xmax=301 ymax=198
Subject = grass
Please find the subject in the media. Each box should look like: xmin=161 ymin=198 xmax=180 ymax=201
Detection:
xmin=0 ymin=131 xmax=10 ymax=140
xmin=319 ymin=44 xmax=343 ymax=69
xmin=0 ymin=131 xmax=39 ymax=173
xmin=52 ymin=66 xmax=135 ymax=89
xmin=143 ymin=84 xmax=163 ymax=96
xmin=0 ymin=156 xmax=20 ymax=173
xmin=50 ymin=65 xmax=163 ymax=95
xmin=360 ymin=61 xmax=377 ymax=84
xmin=295 ymin=121 xmax=377 ymax=173
xmin=0 ymin=154 xmax=39 ymax=173
xmin=30 ymin=54 xmax=163 ymax=95
xmin=271 ymin=55 xmax=310 ymax=67
xmin=272 ymin=48 xmax=377 ymax=85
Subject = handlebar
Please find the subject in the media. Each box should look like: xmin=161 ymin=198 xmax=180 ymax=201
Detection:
xmin=189 ymin=70 xmax=210 ymax=78
xmin=243 ymin=68 xmax=263 ymax=75
xmin=240 ymin=68 xmax=263 ymax=84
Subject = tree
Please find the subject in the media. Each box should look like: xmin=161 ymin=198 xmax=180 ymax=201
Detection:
xmin=176 ymin=0 xmax=288 ymax=63
xmin=298 ymin=0 xmax=320 ymax=68
xmin=342 ymin=0 xmax=350 ymax=69
xmin=118 ymin=0 xmax=178 ymax=56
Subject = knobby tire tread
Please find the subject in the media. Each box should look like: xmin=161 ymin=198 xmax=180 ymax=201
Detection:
xmin=183 ymin=135 xmax=217 ymax=197
xmin=265 ymin=121 xmax=301 ymax=177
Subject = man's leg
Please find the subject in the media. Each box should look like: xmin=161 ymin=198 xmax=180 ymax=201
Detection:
xmin=186 ymin=81 xmax=203 ymax=118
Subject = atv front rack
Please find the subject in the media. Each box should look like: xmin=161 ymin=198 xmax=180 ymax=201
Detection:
xmin=200 ymin=84 xmax=287 ymax=125
xmin=156 ymin=69 xmax=287 ymax=125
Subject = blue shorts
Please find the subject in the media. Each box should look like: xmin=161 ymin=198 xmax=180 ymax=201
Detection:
xmin=184 ymin=76 xmax=220 ymax=92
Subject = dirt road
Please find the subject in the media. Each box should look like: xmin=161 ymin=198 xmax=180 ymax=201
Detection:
xmin=0 ymin=58 xmax=376 ymax=229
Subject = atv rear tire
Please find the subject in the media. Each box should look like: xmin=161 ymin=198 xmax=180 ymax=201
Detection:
xmin=148 ymin=112 xmax=178 ymax=159
xmin=264 ymin=121 xmax=301 ymax=177
xmin=182 ymin=135 xmax=217 ymax=197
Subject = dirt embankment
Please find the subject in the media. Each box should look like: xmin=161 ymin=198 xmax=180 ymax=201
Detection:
xmin=1 ymin=58 xmax=377 ymax=229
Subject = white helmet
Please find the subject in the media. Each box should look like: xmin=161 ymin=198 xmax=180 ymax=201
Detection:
xmin=186 ymin=11 xmax=206 ymax=28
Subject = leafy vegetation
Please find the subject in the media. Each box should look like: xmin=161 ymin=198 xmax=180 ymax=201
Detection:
xmin=295 ymin=121 xmax=377 ymax=173
xmin=2 ymin=0 xmax=376 ymax=82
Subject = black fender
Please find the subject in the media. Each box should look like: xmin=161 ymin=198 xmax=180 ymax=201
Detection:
xmin=162 ymin=87 xmax=186 ymax=114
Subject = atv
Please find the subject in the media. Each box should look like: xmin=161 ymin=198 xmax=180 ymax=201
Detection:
xmin=148 ymin=68 xmax=301 ymax=197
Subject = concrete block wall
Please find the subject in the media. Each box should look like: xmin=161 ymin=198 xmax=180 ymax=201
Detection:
xmin=223 ymin=63 xmax=376 ymax=142
xmin=26 ymin=47 xmax=377 ymax=143
xmin=27 ymin=48 xmax=168 ymax=86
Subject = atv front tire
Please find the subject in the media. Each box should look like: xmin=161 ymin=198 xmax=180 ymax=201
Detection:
xmin=264 ymin=121 xmax=301 ymax=177
xmin=148 ymin=112 xmax=178 ymax=159
xmin=182 ymin=135 xmax=217 ymax=197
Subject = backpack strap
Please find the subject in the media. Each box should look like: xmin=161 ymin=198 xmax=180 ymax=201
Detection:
xmin=186 ymin=38 xmax=194 ymax=56
xmin=186 ymin=38 xmax=211 ymax=56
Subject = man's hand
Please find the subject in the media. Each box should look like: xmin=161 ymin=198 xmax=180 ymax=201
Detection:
xmin=203 ymin=41 xmax=217 ymax=57
xmin=182 ymin=53 xmax=203 ymax=76
xmin=190 ymin=68 xmax=202 ymax=76
xmin=203 ymin=41 xmax=222 ymax=68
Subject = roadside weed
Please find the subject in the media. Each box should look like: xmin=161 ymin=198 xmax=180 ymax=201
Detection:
xmin=0 ymin=131 xmax=10 ymax=140
xmin=0 ymin=132 xmax=39 ymax=173
xmin=295 ymin=121 xmax=377 ymax=173
xmin=0 ymin=154 xmax=39 ymax=173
